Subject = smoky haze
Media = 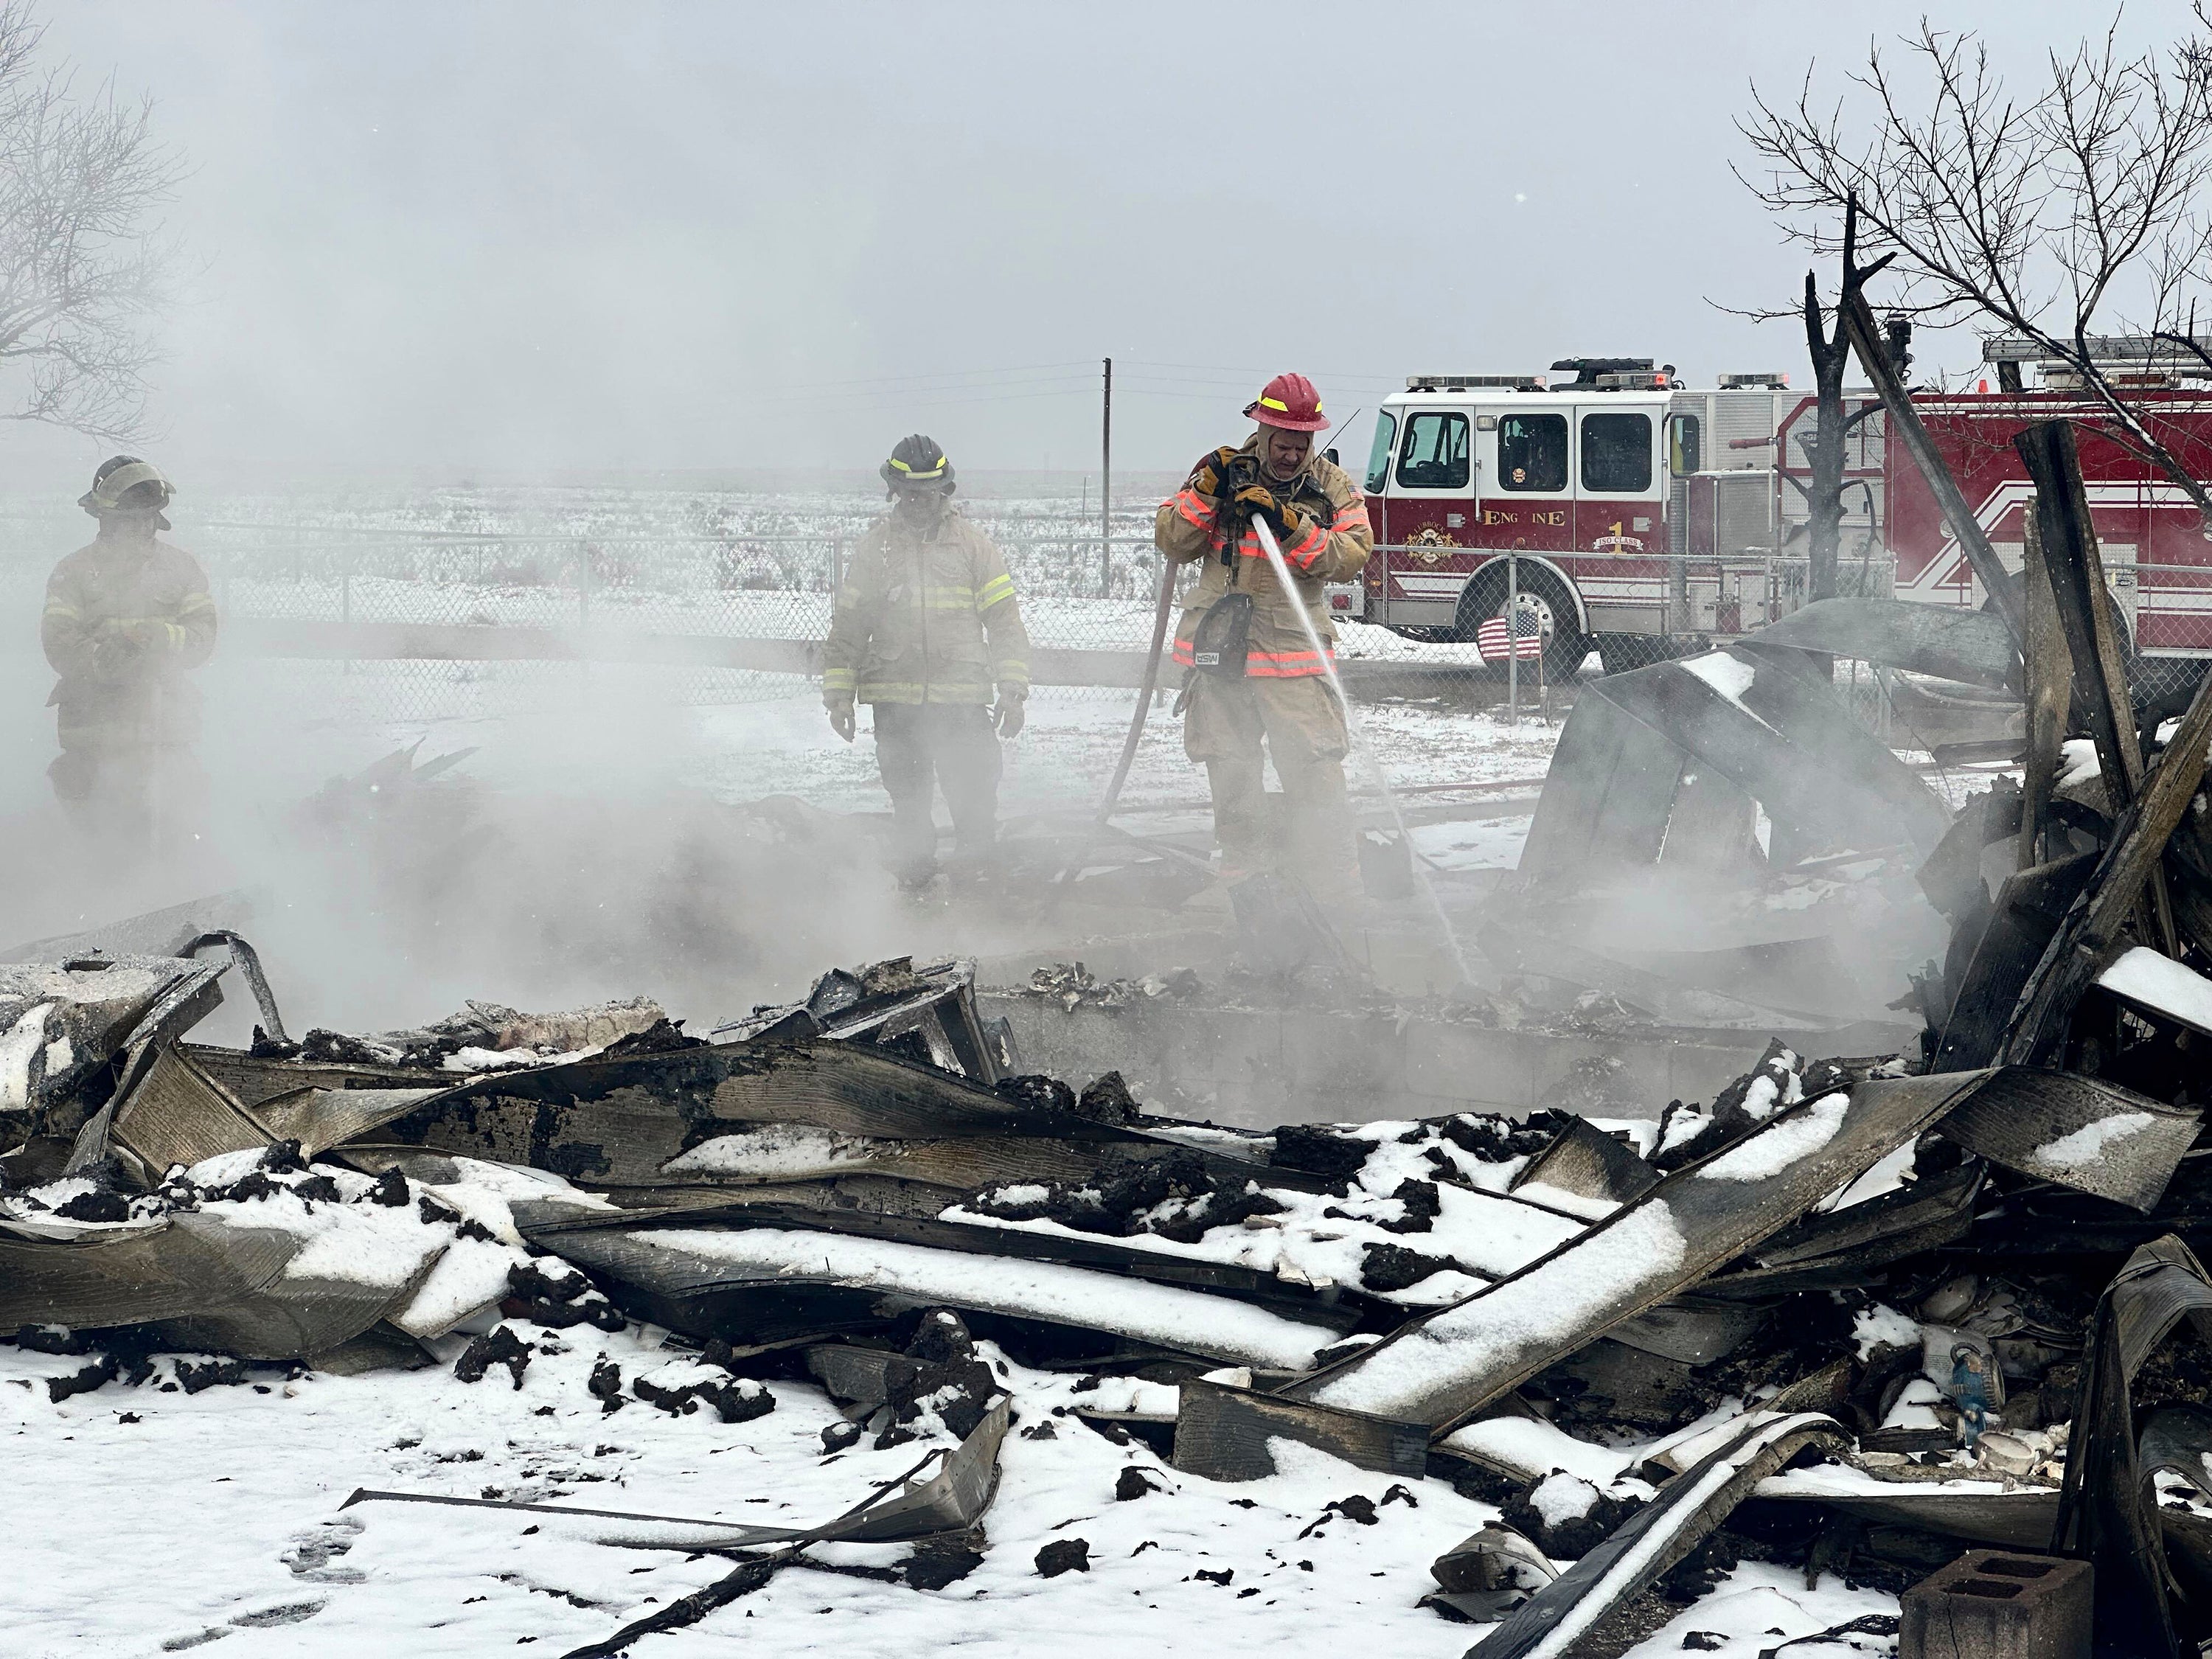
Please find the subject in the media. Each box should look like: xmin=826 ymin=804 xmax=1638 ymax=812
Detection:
xmin=0 ymin=0 xmax=2168 ymax=1058
xmin=9 ymin=0 xmax=2195 ymax=487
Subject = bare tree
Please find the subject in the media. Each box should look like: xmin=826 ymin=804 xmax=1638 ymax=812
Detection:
xmin=1788 ymin=198 xmax=1900 ymax=602
xmin=1738 ymin=13 xmax=2212 ymax=532
xmin=0 ymin=1 xmax=184 ymax=445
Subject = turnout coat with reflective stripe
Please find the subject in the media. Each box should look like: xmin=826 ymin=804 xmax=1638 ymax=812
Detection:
xmin=822 ymin=504 xmax=1031 ymax=705
xmin=41 ymin=536 xmax=218 ymax=748
xmin=1154 ymin=435 xmax=1373 ymax=678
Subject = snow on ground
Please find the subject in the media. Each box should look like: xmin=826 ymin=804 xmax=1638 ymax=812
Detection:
xmin=0 ymin=1322 xmax=1508 ymax=1658
xmin=1615 ymin=1561 xmax=1901 ymax=1657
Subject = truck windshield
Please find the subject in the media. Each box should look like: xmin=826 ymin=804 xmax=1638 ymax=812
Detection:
xmin=1397 ymin=411 xmax=1470 ymax=489
xmin=1582 ymin=411 xmax=1654 ymax=492
xmin=1497 ymin=414 xmax=1567 ymax=491
xmin=1365 ymin=411 xmax=1397 ymax=493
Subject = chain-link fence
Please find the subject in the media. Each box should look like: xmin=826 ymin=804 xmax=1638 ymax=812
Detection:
xmin=7 ymin=494 xmax=2205 ymax=748
xmin=0 ymin=500 xmax=1186 ymax=726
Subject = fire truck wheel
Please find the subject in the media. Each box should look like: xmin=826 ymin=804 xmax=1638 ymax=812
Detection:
xmin=1453 ymin=562 xmax=1591 ymax=681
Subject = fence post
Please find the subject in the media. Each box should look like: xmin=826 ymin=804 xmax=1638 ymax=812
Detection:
xmin=341 ymin=546 xmax=352 ymax=676
xmin=1507 ymin=551 xmax=1520 ymax=725
xmin=830 ymin=535 xmax=844 ymax=595
xmin=577 ymin=537 xmax=591 ymax=630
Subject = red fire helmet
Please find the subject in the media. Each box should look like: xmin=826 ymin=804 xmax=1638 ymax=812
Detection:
xmin=1244 ymin=372 xmax=1328 ymax=432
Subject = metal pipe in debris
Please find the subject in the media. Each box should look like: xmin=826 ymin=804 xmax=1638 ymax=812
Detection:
xmin=1247 ymin=514 xmax=1474 ymax=989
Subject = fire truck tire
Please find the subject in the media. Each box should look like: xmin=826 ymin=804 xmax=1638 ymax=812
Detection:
xmin=1453 ymin=562 xmax=1590 ymax=680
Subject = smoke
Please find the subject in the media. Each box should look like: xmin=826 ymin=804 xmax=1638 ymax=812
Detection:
xmin=0 ymin=543 xmax=1118 ymax=1051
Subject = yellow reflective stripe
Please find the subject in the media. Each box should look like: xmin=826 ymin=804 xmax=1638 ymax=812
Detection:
xmin=822 ymin=668 xmax=857 ymax=689
xmin=857 ymin=682 xmax=996 ymax=702
xmin=43 ymin=602 xmax=80 ymax=618
xmin=178 ymin=593 xmax=215 ymax=612
xmin=975 ymin=574 xmax=1015 ymax=609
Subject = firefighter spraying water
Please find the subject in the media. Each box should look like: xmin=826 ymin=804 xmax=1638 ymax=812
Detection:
xmin=1153 ymin=375 xmax=1374 ymax=899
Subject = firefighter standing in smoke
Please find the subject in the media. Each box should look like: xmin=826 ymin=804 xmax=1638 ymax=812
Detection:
xmin=41 ymin=457 xmax=218 ymax=849
xmin=1155 ymin=374 xmax=1373 ymax=886
xmin=823 ymin=435 xmax=1031 ymax=890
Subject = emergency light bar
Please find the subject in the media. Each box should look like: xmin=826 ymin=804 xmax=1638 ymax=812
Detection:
xmin=1719 ymin=372 xmax=1789 ymax=389
xmin=1594 ymin=371 xmax=1670 ymax=390
xmin=1405 ymin=374 xmax=1543 ymax=391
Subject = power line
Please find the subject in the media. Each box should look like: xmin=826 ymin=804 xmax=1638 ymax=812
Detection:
xmin=695 ymin=360 xmax=1100 ymax=400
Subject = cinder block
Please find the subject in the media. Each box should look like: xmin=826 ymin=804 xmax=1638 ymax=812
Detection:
xmin=1899 ymin=1549 xmax=2092 ymax=1659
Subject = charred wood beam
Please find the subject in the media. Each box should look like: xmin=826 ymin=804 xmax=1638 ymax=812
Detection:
xmin=2015 ymin=421 xmax=2146 ymax=800
xmin=1840 ymin=287 xmax=2023 ymax=641
xmin=2015 ymin=418 xmax=2177 ymax=956
xmin=2020 ymin=514 xmax=2067 ymax=868
xmin=2000 ymin=673 xmax=2212 ymax=1066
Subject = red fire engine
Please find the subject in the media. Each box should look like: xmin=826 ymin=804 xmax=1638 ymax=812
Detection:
xmin=1350 ymin=344 xmax=2212 ymax=675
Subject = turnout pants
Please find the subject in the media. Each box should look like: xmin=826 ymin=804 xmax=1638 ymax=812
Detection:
xmin=1181 ymin=672 xmax=1352 ymax=885
xmin=48 ymin=740 xmax=206 ymax=855
xmin=871 ymin=703 xmax=1003 ymax=885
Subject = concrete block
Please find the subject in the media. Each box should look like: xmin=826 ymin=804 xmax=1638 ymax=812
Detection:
xmin=1900 ymin=1549 xmax=2091 ymax=1659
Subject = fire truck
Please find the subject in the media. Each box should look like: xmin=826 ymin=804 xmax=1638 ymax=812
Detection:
xmin=1348 ymin=345 xmax=2212 ymax=678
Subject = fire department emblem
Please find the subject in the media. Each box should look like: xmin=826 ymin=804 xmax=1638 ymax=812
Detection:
xmin=1591 ymin=532 xmax=1646 ymax=555
xmin=1405 ymin=526 xmax=1459 ymax=565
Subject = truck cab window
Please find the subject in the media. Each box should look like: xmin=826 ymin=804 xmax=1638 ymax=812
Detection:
xmin=1365 ymin=411 xmax=1397 ymax=493
xmin=1396 ymin=411 xmax=1470 ymax=490
xmin=1669 ymin=413 xmax=1701 ymax=476
xmin=1582 ymin=411 xmax=1654 ymax=493
xmin=1496 ymin=414 xmax=1567 ymax=491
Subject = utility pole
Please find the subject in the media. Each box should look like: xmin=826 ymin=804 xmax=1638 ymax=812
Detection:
xmin=1100 ymin=357 xmax=1113 ymax=598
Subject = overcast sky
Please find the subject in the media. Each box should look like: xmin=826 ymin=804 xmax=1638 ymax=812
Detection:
xmin=11 ymin=0 xmax=2205 ymax=484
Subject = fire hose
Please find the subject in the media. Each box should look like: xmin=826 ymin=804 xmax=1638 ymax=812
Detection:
xmin=1046 ymin=558 xmax=1178 ymax=898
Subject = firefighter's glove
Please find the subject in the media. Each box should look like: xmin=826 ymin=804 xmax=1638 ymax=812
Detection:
xmin=1231 ymin=484 xmax=1301 ymax=543
xmin=824 ymin=695 xmax=856 ymax=742
xmin=1187 ymin=445 xmax=1243 ymax=501
xmin=993 ymin=693 xmax=1026 ymax=739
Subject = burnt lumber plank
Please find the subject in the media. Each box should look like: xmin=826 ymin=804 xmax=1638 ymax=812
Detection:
xmin=1171 ymin=1377 xmax=1429 ymax=1482
xmin=1282 ymin=1071 xmax=1982 ymax=1430
xmin=1933 ymin=852 xmax=2099 ymax=1071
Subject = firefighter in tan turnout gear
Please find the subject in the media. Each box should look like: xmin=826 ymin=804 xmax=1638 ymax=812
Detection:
xmin=41 ymin=456 xmax=218 ymax=850
xmin=1155 ymin=374 xmax=1374 ymax=889
xmin=823 ymin=434 xmax=1032 ymax=891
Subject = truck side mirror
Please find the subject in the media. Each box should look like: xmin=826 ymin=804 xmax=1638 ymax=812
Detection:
xmin=1324 ymin=447 xmax=1340 ymax=465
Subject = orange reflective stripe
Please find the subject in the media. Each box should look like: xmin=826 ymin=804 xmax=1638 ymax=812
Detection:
xmin=1329 ymin=508 xmax=1371 ymax=533
xmin=1172 ymin=487 xmax=1217 ymax=531
xmin=1281 ymin=524 xmax=1328 ymax=568
xmin=1169 ymin=640 xmax=1332 ymax=675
